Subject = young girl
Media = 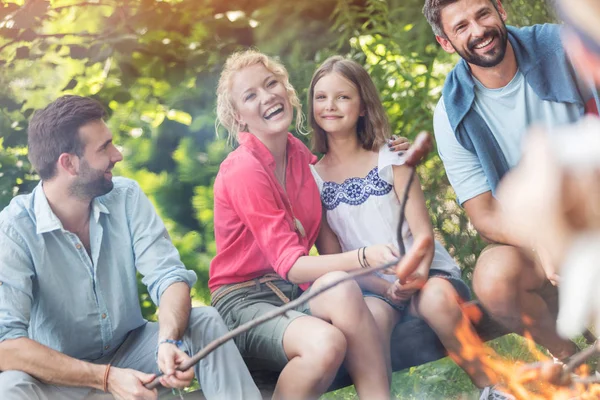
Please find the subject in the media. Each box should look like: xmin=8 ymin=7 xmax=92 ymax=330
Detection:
xmin=308 ymin=56 xmax=514 ymax=400
xmin=209 ymin=49 xmax=405 ymax=400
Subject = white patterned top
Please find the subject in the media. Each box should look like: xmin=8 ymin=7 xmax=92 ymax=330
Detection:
xmin=310 ymin=145 xmax=460 ymax=282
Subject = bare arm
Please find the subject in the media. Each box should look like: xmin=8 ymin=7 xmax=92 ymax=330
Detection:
xmin=463 ymin=191 xmax=521 ymax=246
xmin=314 ymin=206 xmax=393 ymax=294
xmin=158 ymin=282 xmax=192 ymax=341
xmin=0 ymin=337 xmax=104 ymax=389
xmin=156 ymin=282 xmax=195 ymax=389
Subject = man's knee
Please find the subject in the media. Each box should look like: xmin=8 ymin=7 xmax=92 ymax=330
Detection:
xmin=187 ymin=306 xmax=229 ymax=342
xmin=473 ymin=246 xmax=529 ymax=297
xmin=0 ymin=370 xmax=41 ymax=397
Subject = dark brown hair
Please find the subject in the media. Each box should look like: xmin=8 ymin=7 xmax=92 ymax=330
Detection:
xmin=308 ymin=56 xmax=390 ymax=154
xmin=28 ymin=95 xmax=106 ymax=180
xmin=423 ymin=0 xmax=501 ymax=37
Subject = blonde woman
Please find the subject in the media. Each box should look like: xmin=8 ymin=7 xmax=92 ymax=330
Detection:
xmin=209 ymin=49 xmax=396 ymax=400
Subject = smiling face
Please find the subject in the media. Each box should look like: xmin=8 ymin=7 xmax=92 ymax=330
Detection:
xmin=230 ymin=63 xmax=293 ymax=141
xmin=70 ymin=120 xmax=123 ymax=199
xmin=437 ymin=0 xmax=508 ymax=68
xmin=312 ymin=72 xmax=363 ymax=137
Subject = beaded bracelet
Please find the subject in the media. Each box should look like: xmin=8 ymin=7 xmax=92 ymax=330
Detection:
xmin=158 ymin=338 xmax=183 ymax=347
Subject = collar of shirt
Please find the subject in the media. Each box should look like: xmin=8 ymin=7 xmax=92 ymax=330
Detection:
xmin=237 ymin=131 xmax=301 ymax=170
xmin=33 ymin=182 xmax=110 ymax=235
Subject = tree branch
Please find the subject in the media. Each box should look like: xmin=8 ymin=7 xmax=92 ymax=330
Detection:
xmin=49 ymin=2 xmax=117 ymax=13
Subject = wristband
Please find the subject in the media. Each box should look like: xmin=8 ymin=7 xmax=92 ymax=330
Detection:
xmin=103 ymin=363 xmax=111 ymax=393
xmin=158 ymin=338 xmax=183 ymax=347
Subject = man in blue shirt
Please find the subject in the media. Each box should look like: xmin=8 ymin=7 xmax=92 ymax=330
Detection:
xmin=0 ymin=95 xmax=261 ymax=399
xmin=422 ymin=0 xmax=592 ymax=390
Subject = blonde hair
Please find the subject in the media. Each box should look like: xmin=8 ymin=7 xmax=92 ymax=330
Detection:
xmin=308 ymin=56 xmax=391 ymax=154
xmin=215 ymin=49 xmax=306 ymax=145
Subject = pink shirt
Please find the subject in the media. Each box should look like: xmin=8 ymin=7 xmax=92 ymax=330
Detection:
xmin=209 ymin=132 xmax=321 ymax=292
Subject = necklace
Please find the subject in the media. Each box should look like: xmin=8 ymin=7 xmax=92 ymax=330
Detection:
xmin=278 ymin=156 xmax=306 ymax=238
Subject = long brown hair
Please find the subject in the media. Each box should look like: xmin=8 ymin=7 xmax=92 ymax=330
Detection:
xmin=308 ymin=56 xmax=390 ymax=154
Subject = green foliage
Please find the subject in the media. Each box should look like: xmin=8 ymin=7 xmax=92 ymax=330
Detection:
xmin=0 ymin=1 xmax=557 ymax=395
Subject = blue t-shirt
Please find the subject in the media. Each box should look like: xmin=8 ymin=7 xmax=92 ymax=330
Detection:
xmin=434 ymin=69 xmax=583 ymax=204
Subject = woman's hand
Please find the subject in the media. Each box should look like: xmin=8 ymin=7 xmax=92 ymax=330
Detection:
xmin=388 ymin=135 xmax=410 ymax=153
xmin=364 ymin=244 xmax=399 ymax=269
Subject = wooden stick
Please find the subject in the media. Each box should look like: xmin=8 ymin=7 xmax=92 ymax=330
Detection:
xmin=397 ymin=168 xmax=416 ymax=257
xmin=146 ymin=258 xmax=403 ymax=389
xmin=145 ymin=132 xmax=434 ymax=390
xmin=564 ymin=340 xmax=600 ymax=375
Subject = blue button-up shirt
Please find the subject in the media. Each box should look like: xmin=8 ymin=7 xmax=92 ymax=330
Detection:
xmin=0 ymin=177 xmax=197 ymax=361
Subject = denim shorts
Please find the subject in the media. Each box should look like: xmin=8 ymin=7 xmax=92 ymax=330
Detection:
xmin=363 ymin=269 xmax=471 ymax=315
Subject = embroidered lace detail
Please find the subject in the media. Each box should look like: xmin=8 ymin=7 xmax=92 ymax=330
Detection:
xmin=321 ymin=167 xmax=392 ymax=210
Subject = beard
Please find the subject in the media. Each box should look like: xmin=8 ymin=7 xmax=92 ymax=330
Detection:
xmin=452 ymin=23 xmax=509 ymax=68
xmin=70 ymin=158 xmax=114 ymax=200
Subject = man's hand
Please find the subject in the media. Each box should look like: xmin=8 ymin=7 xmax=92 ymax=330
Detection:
xmin=534 ymin=247 xmax=560 ymax=286
xmin=107 ymin=367 xmax=157 ymax=400
xmin=156 ymin=343 xmax=194 ymax=389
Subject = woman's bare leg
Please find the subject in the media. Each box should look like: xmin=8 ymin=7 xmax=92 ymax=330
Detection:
xmin=275 ymin=316 xmax=347 ymax=400
xmin=412 ymin=277 xmax=492 ymax=388
xmin=364 ymin=297 xmax=401 ymax=383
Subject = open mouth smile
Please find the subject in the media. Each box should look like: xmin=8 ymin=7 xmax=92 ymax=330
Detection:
xmin=264 ymin=104 xmax=284 ymax=120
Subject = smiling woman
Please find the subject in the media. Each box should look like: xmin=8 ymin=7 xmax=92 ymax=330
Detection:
xmin=208 ymin=49 xmax=400 ymax=400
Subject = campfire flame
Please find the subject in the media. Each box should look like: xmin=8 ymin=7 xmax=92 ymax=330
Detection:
xmin=454 ymin=303 xmax=600 ymax=399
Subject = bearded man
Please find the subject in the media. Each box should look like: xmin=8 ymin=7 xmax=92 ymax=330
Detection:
xmin=423 ymin=0 xmax=597 ymax=374
xmin=0 ymin=95 xmax=261 ymax=400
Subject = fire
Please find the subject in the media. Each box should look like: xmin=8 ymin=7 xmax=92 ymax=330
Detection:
xmin=453 ymin=303 xmax=600 ymax=399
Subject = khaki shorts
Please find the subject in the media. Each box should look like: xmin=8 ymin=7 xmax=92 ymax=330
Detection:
xmin=211 ymin=278 xmax=311 ymax=371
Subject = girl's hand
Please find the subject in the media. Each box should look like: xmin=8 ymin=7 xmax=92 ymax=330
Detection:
xmin=388 ymin=135 xmax=410 ymax=153
xmin=385 ymin=280 xmax=409 ymax=305
xmin=364 ymin=244 xmax=399 ymax=270
xmin=390 ymin=271 xmax=427 ymax=301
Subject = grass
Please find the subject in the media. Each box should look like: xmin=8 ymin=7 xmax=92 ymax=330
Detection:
xmin=162 ymin=333 xmax=597 ymax=399
xmin=322 ymin=333 xmax=595 ymax=399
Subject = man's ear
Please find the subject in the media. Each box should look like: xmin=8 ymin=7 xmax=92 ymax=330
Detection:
xmin=57 ymin=153 xmax=79 ymax=176
xmin=436 ymin=35 xmax=456 ymax=54
xmin=495 ymin=0 xmax=508 ymax=22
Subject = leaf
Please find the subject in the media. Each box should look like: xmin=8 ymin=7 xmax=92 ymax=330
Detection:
xmin=23 ymin=109 xmax=34 ymax=119
xmin=15 ymin=46 xmax=29 ymax=59
xmin=63 ymin=78 xmax=78 ymax=91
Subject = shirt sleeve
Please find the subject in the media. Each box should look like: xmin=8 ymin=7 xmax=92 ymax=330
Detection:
xmin=433 ymin=98 xmax=491 ymax=205
xmin=377 ymin=145 xmax=407 ymax=184
xmin=224 ymin=164 xmax=308 ymax=280
xmin=0 ymin=222 xmax=34 ymax=343
xmin=126 ymin=182 xmax=197 ymax=306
